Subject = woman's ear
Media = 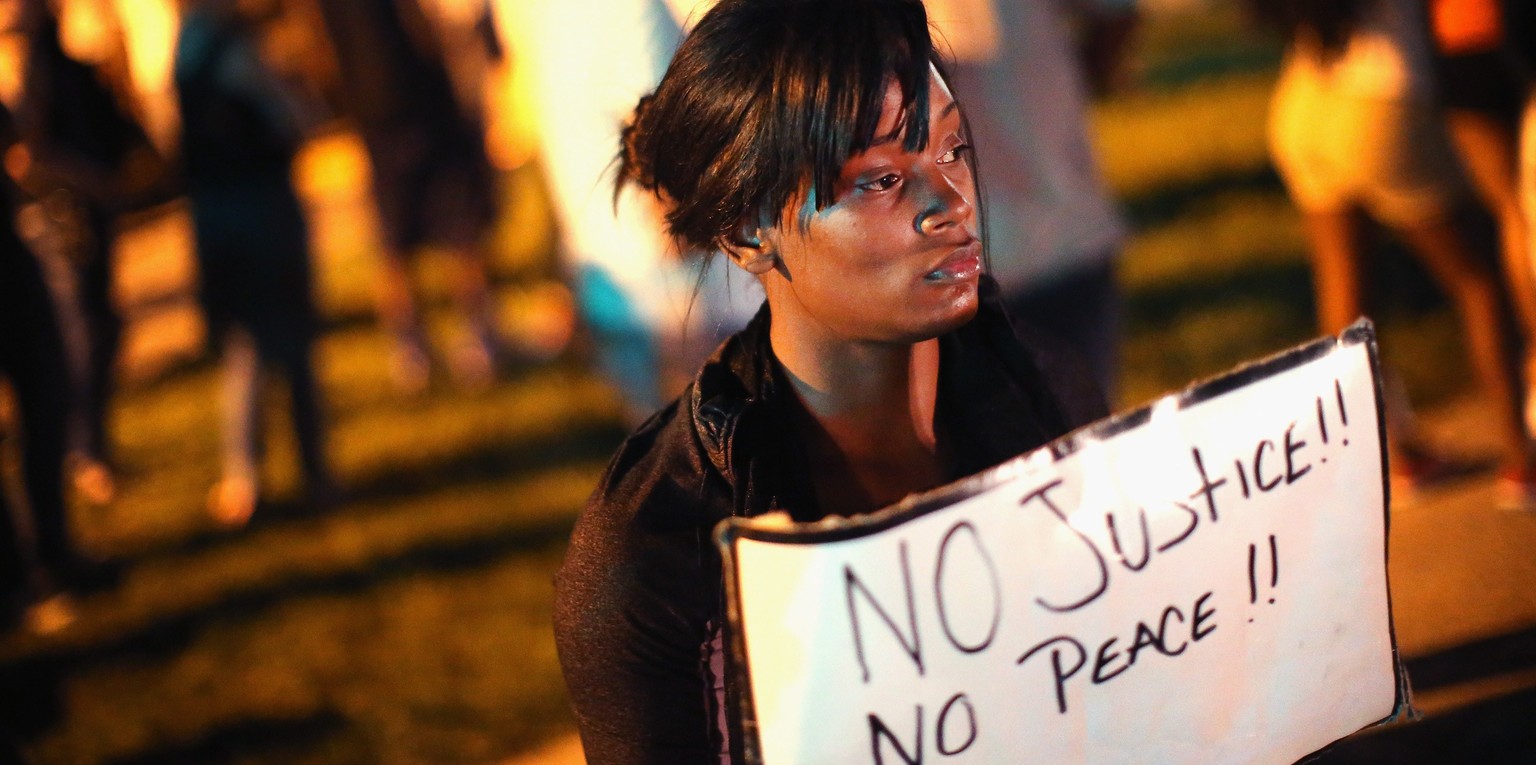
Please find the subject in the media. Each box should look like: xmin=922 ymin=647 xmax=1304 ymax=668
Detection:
xmin=721 ymin=221 xmax=778 ymax=275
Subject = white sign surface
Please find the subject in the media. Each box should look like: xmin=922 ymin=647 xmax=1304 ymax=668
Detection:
xmin=719 ymin=326 xmax=1403 ymax=765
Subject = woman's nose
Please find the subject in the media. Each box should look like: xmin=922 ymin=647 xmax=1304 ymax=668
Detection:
xmin=914 ymin=171 xmax=974 ymax=235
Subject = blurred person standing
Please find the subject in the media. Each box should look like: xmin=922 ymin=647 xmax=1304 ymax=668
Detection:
xmin=1517 ymin=4 xmax=1536 ymax=308
xmin=6 ymin=0 xmax=167 ymax=506
xmin=0 ymin=101 xmax=99 ymax=633
xmin=1254 ymin=0 xmax=1536 ymax=503
xmin=312 ymin=0 xmax=505 ymax=393
xmin=174 ymin=0 xmax=334 ymax=525
xmin=1428 ymin=0 xmax=1536 ymax=413
xmin=1494 ymin=0 xmax=1536 ymax=432
xmin=494 ymin=0 xmax=764 ymax=423
xmin=928 ymin=0 xmax=1136 ymax=402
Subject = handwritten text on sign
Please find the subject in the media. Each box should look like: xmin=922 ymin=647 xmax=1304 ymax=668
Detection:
xmin=721 ymin=330 xmax=1399 ymax=765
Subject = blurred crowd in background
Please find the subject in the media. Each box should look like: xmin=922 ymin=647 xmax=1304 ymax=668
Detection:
xmin=0 ymin=0 xmax=1534 ymax=650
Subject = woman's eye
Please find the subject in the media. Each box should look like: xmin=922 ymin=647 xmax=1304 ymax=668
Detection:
xmin=857 ymin=173 xmax=901 ymax=192
xmin=938 ymin=144 xmax=971 ymax=164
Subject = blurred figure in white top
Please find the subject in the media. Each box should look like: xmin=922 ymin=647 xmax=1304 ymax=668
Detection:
xmin=493 ymin=0 xmax=763 ymax=424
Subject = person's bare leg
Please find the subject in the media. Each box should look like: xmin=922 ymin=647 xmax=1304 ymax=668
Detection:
xmin=210 ymin=328 xmax=261 ymax=526
xmin=1302 ymin=209 xmax=1368 ymax=335
xmin=1446 ymin=110 xmax=1536 ymax=393
xmin=452 ymin=244 xmax=497 ymax=338
xmin=1396 ymin=213 xmax=1532 ymax=473
xmin=446 ymin=244 xmax=501 ymax=386
xmin=377 ymin=253 xmax=430 ymax=393
xmin=1447 ymin=112 xmax=1535 ymax=330
xmin=1304 ymin=208 xmax=1445 ymax=484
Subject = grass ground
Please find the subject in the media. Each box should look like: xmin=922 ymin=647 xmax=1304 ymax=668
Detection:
xmin=1 ymin=5 xmax=1478 ymax=764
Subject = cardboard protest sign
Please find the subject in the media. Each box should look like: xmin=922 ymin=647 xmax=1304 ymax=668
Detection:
xmin=717 ymin=322 xmax=1405 ymax=765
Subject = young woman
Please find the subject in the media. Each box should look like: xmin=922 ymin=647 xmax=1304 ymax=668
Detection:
xmin=552 ymin=1 xmax=1106 ymax=761
xmin=175 ymin=0 xmax=334 ymax=524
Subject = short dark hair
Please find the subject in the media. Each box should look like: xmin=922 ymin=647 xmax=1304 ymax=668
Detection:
xmin=617 ymin=0 xmax=948 ymax=253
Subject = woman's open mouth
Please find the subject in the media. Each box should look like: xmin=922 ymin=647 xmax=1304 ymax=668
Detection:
xmin=924 ymin=240 xmax=982 ymax=283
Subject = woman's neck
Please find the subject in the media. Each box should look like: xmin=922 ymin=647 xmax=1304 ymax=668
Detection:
xmin=775 ymin=337 xmax=917 ymax=420
xmin=771 ymin=324 xmax=949 ymax=515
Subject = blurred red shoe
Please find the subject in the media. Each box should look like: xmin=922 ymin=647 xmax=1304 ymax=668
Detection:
xmin=1495 ymin=466 xmax=1536 ymax=512
xmin=208 ymin=477 xmax=258 ymax=527
xmin=1389 ymin=449 xmax=1479 ymax=507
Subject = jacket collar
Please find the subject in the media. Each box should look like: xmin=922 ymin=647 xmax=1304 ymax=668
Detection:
xmin=690 ymin=300 xmax=843 ymax=521
xmin=684 ymin=275 xmax=1069 ymax=521
xmin=690 ymin=308 xmax=761 ymax=466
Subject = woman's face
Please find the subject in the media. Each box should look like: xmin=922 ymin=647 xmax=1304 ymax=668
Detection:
xmin=745 ymin=69 xmax=981 ymax=348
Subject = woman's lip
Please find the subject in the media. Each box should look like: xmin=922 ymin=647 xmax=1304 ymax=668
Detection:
xmin=924 ymin=240 xmax=982 ymax=282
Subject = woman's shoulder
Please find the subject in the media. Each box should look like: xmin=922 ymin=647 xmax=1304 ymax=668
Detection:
xmin=558 ymin=319 xmax=771 ymax=604
xmin=557 ymin=391 xmax=727 ymax=611
xmin=585 ymin=395 xmax=726 ymax=534
xmin=553 ymin=392 xmax=731 ymax=759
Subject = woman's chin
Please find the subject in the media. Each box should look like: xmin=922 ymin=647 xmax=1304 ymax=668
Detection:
xmin=897 ymin=289 xmax=980 ymax=343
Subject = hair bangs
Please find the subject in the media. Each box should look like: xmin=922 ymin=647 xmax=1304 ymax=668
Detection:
xmin=762 ymin=0 xmax=937 ymax=228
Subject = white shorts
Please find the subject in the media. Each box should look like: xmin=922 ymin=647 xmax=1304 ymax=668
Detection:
xmin=1269 ymin=59 xmax=1465 ymax=224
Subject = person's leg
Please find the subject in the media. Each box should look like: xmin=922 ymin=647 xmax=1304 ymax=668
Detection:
xmin=0 ymin=378 xmax=48 ymax=620
xmin=210 ymin=327 xmax=262 ymax=526
xmin=1524 ymin=94 xmax=1536 ymax=265
xmin=2 ymin=299 xmax=101 ymax=627
xmin=31 ymin=231 xmax=99 ymax=496
xmin=1300 ymin=208 xmax=1472 ymax=495
xmin=1302 ymin=209 xmax=1373 ymax=333
xmin=2 ymin=231 xmax=84 ymax=631
xmin=376 ymin=250 xmax=434 ymax=394
xmin=1445 ymin=108 xmax=1536 ymax=362
xmin=79 ymin=210 xmax=120 ymax=447
xmin=446 ymin=242 xmax=503 ymax=387
xmin=363 ymin=132 xmax=436 ymax=395
xmin=14 ymin=356 xmax=72 ymax=588
xmin=274 ymin=328 xmax=334 ymax=506
xmin=1395 ymin=213 xmax=1532 ymax=474
xmin=1521 ymin=93 xmax=1536 ymax=432
xmin=5 ymin=268 xmax=77 ymax=593
xmin=1303 ymin=206 xmax=1418 ymax=447
xmin=451 ymin=244 xmax=495 ymax=329
xmin=0 ymin=443 xmax=26 ymax=624
xmin=71 ymin=218 xmax=121 ymax=504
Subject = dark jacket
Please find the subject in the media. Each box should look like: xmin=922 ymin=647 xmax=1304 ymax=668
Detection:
xmin=553 ymin=278 xmax=1106 ymax=764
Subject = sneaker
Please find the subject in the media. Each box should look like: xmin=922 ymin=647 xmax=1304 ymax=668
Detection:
xmin=509 ymin=283 xmax=578 ymax=363
xmin=70 ymin=456 xmax=117 ymax=505
xmin=22 ymin=593 xmax=77 ymax=635
xmin=207 ymin=477 xmax=258 ymax=527
xmin=1495 ymin=468 xmax=1536 ymax=512
xmin=1388 ymin=450 xmax=1480 ymax=508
